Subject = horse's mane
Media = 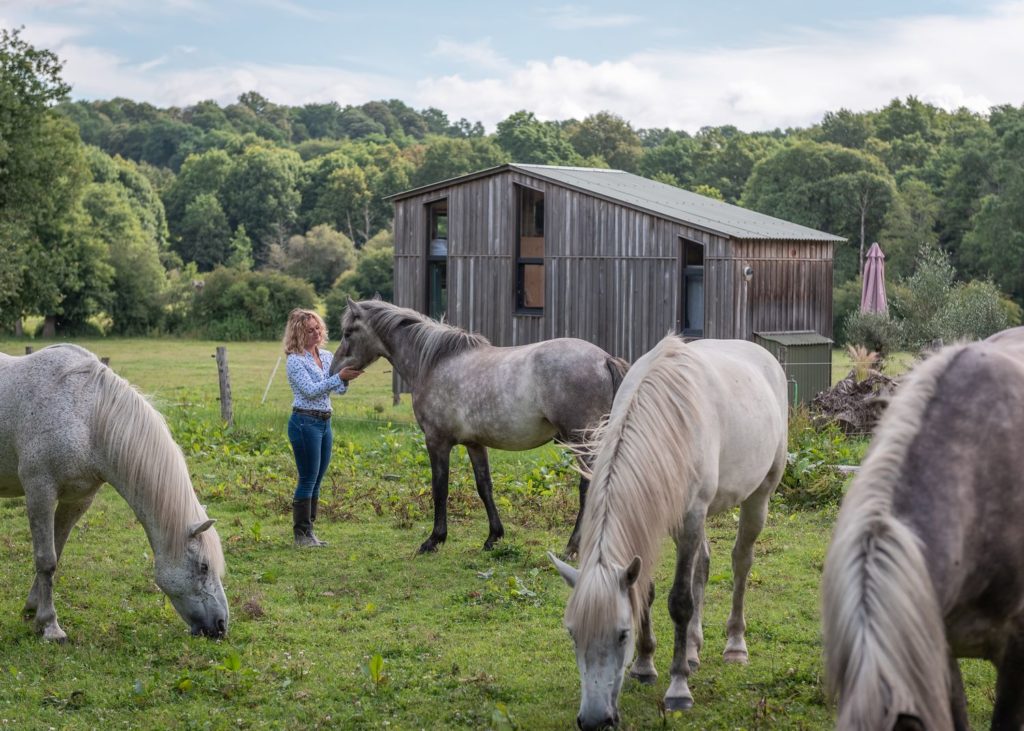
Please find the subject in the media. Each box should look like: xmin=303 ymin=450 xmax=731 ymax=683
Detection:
xmin=351 ymin=300 xmax=489 ymax=375
xmin=63 ymin=351 xmax=224 ymax=575
xmin=567 ymin=335 xmax=699 ymax=642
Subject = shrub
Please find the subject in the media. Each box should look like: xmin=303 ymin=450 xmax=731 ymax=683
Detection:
xmin=777 ymin=410 xmax=866 ymax=509
xmin=931 ymin=279 xmax=1020 ymax=342
xmin=832 ymin=276 xmax=863 ymax=346
xmin=841 ymin=310 xmax=902 ymax=356
xmin=189 ymin=267 xmax=316 ymax=340
xmin=324 ymin=247 xmax=394 ymax=339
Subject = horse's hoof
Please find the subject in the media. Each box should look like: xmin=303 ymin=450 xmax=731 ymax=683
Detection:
xmin=723 ymin=649 xmax=749 ymax=664
xmin=630 ymin=671 xmax=658 ymax=685
xmin=41 ymin=627 xmax=67 ymax=643
xmin=417 ymin=540 xmax=439 ymax=554
xmin=664 ymin=696 xmax=694 ymax=712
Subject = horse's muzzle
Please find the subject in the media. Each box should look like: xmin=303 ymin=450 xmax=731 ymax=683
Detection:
xmin=191 ymin=618 xmax=227 ymax=639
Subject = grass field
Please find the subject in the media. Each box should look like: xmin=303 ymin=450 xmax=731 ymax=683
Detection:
xmin=0 ymin=337 xmax=997 ymax=729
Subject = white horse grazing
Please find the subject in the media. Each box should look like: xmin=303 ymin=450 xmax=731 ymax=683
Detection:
xmin=822 ymin=327 xmax=1024 ymax=731
xmin=549 ymin=334 xmax=788 ymax=730
xmin=0 ymin=345 xmax=228 ymax=641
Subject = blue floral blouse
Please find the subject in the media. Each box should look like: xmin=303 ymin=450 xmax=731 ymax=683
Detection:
xmin=286 ymin=349 xmax=347 ymax=412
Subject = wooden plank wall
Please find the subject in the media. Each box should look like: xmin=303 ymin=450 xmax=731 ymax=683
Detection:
xmin=391 ymin=170 xmax=834 ymax=394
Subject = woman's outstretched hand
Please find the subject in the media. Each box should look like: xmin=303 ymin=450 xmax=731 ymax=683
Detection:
xmin=339 ymin=367 xmax=364 ymax=381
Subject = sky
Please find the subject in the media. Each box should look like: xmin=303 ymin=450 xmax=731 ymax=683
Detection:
xmin=2 ymin=0 xmax=1022 ymax=133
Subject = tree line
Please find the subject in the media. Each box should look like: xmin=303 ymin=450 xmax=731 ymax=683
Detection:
xmin=2 ymin=28 xmax=1023 ymax=341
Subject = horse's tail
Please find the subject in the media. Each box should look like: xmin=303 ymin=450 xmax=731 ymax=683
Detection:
xmin=822 ymin=494 xmax=952 ymax=731
xmin=605 ymin=355 xmax=630 ymax=399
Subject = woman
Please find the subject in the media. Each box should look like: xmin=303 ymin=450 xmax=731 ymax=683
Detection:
xmin=283 ymin=308 xmax=362 ymax=547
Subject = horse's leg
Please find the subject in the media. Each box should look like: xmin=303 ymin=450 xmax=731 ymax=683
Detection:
xmin=465 ymin=443 xmax=504 ymax=550
xmin=947 ymin=655 xmax=969 ymax=731
xmin=686 ymin=537 xmax=710 ymax=671
xmin=21 ymin=479 xmax=65 ymax=641
xmin=664 ymin=511 xmax=707 ymax=711
xmin=724 ymin=482 xmax=774 ymax=663
xmin=991 ymin=632 xmax=1024 ymax=731
xmin=629 ymin=580 xmax=658 ymax=684
xmin=563 ymin=458 xmax=589 ymax=557
xmin=418 ymin=442 xmax=452 ymax=554
xmin=25 ymin=495 xmax=96 ymax=619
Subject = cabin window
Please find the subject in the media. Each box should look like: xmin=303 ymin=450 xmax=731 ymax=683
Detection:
xmin=426 ymin=199 xmax=448 ymax=320
xmin=515 ymin=185 xmax=544 ymax=313
xmin=680 ymin=239 xmax=704 ymax=337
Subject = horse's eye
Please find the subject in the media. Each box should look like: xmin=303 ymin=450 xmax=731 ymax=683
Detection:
xmin=200 ymin=562 xmax=209 ymax=575
xmin=618 ymin=630 xmax=629 ymax=645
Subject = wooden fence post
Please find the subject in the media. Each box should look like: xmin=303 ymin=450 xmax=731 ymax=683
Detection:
xmin=215 ymin=346 xmax=234 ymax=427
xmin=25 ymin=346 xmax=33 ymax=355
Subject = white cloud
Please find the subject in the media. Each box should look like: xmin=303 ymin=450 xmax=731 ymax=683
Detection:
xmin=542 ymin=5 xmax=644 ymax=30
xmin=417 ymin=2 xmax=1024 ymax=131
xmin=432 ymin=37 xmax=509 ymax=72
xmin=7 ymin=3 xmax=1024 ymax=133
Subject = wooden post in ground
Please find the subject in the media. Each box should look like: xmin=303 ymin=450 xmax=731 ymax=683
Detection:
xmin=215 ymin=346 xmax=234 ymax=427
xmin=25 ymin=346 xmax=32 ymax=355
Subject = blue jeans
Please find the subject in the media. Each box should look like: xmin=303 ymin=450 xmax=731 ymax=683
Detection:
xmin=288 ymin=413 xmax=333 ymax=501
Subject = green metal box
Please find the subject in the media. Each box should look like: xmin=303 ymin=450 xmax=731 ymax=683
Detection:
xmin=753 ymin=331 xmax=833 ymax=406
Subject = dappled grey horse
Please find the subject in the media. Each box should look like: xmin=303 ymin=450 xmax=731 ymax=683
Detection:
xmin=0 ymin=345 xmax=228 ymax=641
xmin=822 ymin=327 xmax=1024 ymax=731
xmin=548 ymin=334 xmax=788 ymax=729
xmin=330 ymin=298 xmax=629 ymax=555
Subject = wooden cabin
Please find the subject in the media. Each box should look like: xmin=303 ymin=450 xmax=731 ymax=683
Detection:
xmin=390 ymin=163 xmax=843 ymax=390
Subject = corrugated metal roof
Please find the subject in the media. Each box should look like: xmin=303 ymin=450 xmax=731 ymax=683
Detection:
xmin=754 ymin=331 xmax=834 ymax=346
xmin=388 ymin=163 xmax=846 ymax=242
xmin=512 ymin=165 xmax=844 ymax=242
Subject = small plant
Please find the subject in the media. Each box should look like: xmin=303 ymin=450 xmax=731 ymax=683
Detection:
xmin=363 ymin=653 xmax=388 ymax=691
xmin=845 ymin=344 xmax=880 ymax=382
xmin=249 ymin=520 xmax=263 ymax=542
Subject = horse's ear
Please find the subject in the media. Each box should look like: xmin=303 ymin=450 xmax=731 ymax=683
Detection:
xmin=548 ymin=551 xmax=578 ymax=588
xmin=188 ymin=519 xmax=216 ymax=537
xmin=622 ymin=556 xmax=642 ymax=588
xmin=346 ymin=296 xmax=363 ymax=318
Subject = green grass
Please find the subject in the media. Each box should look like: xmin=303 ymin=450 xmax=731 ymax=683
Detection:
xmin=0 ymin=337 xmax=997 ymax=729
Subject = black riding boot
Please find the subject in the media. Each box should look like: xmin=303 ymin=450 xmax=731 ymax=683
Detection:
xmin=292 ymin=499 xmax=322 ymax=548
xmin=309 ymin=496 xmax=328 ymax=546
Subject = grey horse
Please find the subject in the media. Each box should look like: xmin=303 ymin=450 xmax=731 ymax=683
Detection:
xmin=822 ymin=327 xmax=1024 ymax=730
xmin=0 ymin=345 xmax=228 ymax=641
xmin=330 ymin=298 xmax=629 ymax=555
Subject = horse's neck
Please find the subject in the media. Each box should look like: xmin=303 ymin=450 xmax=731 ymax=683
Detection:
xmin=378 ymin=326 xmax=427 ymax=388
xmin=102 ymin=459 xmax=182 ymax=559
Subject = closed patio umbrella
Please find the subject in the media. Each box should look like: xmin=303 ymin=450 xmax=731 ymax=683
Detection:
xmin=860 ymin=242 xmax=888 ymax=314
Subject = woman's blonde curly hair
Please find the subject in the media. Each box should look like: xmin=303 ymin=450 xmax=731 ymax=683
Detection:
xmin=282 ymin=308 xmax=329 ymax=355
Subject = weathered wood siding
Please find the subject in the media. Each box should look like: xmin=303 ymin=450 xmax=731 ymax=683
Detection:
xmin=392 ymin=169 xmax=834 ymax=394
xmin=706 ymin=239 xmax=834 ymax=340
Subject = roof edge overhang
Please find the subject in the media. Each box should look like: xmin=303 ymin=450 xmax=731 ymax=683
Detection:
xmin=386 ymin=163 xmax=847 ymax=243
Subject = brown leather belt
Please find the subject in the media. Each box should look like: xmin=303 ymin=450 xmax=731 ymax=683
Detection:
xmin=292 ymin=407 xmax=332 ymax=420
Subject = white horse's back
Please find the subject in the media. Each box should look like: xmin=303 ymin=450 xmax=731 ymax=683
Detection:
xmin=0 ymin=345 xmax=100 ymax=497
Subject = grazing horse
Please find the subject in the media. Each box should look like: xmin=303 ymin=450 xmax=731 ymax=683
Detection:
xmin=330 ymin=298 xmax=629 ymax=555
xmin=0 ymin=345 xmax=228 ymax=641
xmin=548 ymin=334 xmax=788 ymax=729
xmin=822 ymin=328 xmax=1024 ymax=731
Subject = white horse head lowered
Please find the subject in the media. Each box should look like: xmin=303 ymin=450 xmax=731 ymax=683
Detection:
xmin=0 ymin=344 xmax=228 ymax=641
